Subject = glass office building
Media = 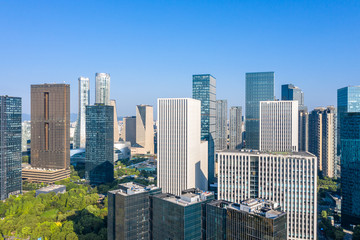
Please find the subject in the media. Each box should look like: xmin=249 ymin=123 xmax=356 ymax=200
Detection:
xmin=192 ymin=74 xmax=216 ymax=185
xmin=281 ymin=84 xmax=305 ymax=109
xmin=0 ymin=96 xmax=22 ymax=200
xmin=245 ymin=72 xmax=274 ymax=150
xmin=85 ymin=104 xmax=114 ymax=184
xmin=341 ymin=112 xmax=360 ymax=228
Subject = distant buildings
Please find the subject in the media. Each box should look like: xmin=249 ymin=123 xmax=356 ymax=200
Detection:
xmin=281 ymin=84 xmax=305 ymax=110
xmin=107 ymin=182 xmax=161 ymax=240
xmin=157 ymin=98 xmax=208 ymax=195
xmin=217 ymin=150 xmax=317 ymax=240
xmin=136 ymin=105 xmax=154 ymax=154
xmin=122 ymin=116 xmax=136 ymax=146
xmin=309 ymin=106 xmax=336 ymax=177
xmin=110 ymin=100 xmax=120 ymax=142
xmin=85 ymin=104 xmax=114 ymax=184
xmin=192 ymin=74 xmax=216 ymax=185
xmin=95 ymin=73 xmax=110 ymax=105
xmin=245 ymin=72 xmax=275 ymax=150
xmin=206 ymin=199 xmax=287 ymax=240
xmin=74 ymin=77 xmax=90 ymax=149
xmin=229 ymin=106 xmax=242 ymax=150
xmin=215 ymin=100 xmax=228 ymax=151
xmin=0 ymin=96 xmax=22 ymax=200
xmin=23 ymin=84 xmax=70 ymax=183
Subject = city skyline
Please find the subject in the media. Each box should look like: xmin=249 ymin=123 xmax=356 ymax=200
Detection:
xmin=1 ymin=1 xmax=359 ymax=116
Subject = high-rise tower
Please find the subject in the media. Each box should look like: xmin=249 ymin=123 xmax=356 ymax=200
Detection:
xmin=215 ymin=100 xmax=227 ymax=151
xmin=136 ymin=105 xmax=154 ymax=154
xmin=229 ymin=106 xmax=242 ymax=150
xmin=74 ymin=77 xmax=90 ymax=149
xmin=95 ymin=73 xmax=110 ymax=105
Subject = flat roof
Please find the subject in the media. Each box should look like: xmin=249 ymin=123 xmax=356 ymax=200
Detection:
xmin=109 ymin=182 xmax=159 ymax=196
xmin=217 ymin=149 xmax=315 ymax=158
xmin=37 ymin=185 xmax=66 ymax=191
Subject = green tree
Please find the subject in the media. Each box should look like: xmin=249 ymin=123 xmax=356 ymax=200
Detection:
xmin=321 ymin=210 xmax=328 ymax=219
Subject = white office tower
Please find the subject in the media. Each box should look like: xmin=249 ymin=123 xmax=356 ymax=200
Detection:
xmin=215 ymin=100 xmax=228 ymax=150
xmin=260 ymin=101 xmax=299 ymax=152
xmin=217 ymin=150 xmax=317 ymax=240
xmin=110 ymin=100 xmax=120 ymax=142
xmin=95 ymin=73 xmax=110 ymax=105
xmin=74 ymin=77 xmax=90 ymax=149
xmin=229 ymin=106 xmax=242 ymax=150
xmin=157 ymin=98 xmax=208 ymax=195
xmin=136 ymin=105 xmax=154 ymax=154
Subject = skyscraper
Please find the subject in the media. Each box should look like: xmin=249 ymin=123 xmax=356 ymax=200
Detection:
xmin=215 ymin=100 xmax=227 ymax=151
xmin=245 ymin=72 xmax=275 ymax=150
xmin=122 ymin=116 xmax=136 ymax=146
xmin=259 ymin=101 xmax=298 ymax=152
xmin=299 ymin=109 xmax=309 ymax=152
xmin=281 ymin=84 xmax=305 ymax=109
xmin=217 ymin=150 xmax=317 ymax=240
xmin=110 ymin=99 xmax=120 ymax=142
xmin=136 ymin=105 xmax=154 ymax=154
xmin=0 ymin=96 xmax=22 ymax=200
xmin=157 ymin=98 xmax=208 ymax=195
xmin=95 ymin=73 xmax=110 ymax=105
xmin=85 ymin=104 xmax=114 ymax=184
xmin=309 ymin=107 xmax=336 ymax=177
xmin=341 ymin=112 xmax=360 ymax=227
xmin=74 ymin=77 xmax=90 ymax=149
xmin=229 ymin=106 xmax=242 ymax=150
xmin=192 ymin=74 xmax=216 ymax=185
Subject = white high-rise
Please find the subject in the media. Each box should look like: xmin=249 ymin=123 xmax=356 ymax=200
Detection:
xmin=74 ymin=77 xmax=90 ymax=149
xmin=215 ymin=100 xmax=228 ymax=150
xmin=136 ymin=105 xmax=154 ymax=154
xmin=217 ymin=150 xmax=317 ymax=240
xmin=260 ymin=100 xmax=298 ymax=152
xmin=157 ymin=98 xmax=208 ymax=195
xmin=110 ymin=100 xmax=120 ymax=142
xmin=229 ymin=106 xmax=242 ymax=150
xmin=95 ymin=73 xmax=110 ymax=105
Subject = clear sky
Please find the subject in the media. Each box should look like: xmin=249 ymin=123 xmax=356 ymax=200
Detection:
xmin=1 ymin=0 xmax=359 ymax=117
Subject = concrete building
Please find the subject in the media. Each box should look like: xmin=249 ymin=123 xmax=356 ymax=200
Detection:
xmin=157 ymin=98 xmax=208 ymax=195
xmin=74 ymin=77 xmax=90 ymax=149
xmin=21 ymin=121 xmax=31 ymax=152
xmin=245 ymin=72 xmax=275 ymax=150
xmin=309 ymin=106 xmax=336 ymax=177
xmin=136 ymin=105 xmax=154 ymax=154
xmin=122 ymin=116 xmax=136 ymax=146
xmin=107 ymin=182 xmax=161 ymax=240
xmin=35 ymin=185 xmax=66 ymax=197
xmin=192 ymin=74 xmax=216 ymax=186
xmin=259 ymin=101 xmax=298 ymax=152
xmin=85 ymin=104 xmax=114 ymax=184
xmin=299 ymin=109 xmax=309 ymax=152
xmin=0 ymin=96 xmax=22 ymax=200
xmin=114 ymin=141 xmax=131 ymax=161
xmin=217 ymin=150 xmax=317 ymax=240
xmin=215 ymin=100 xmax=227 ymax=151
xmin=110 ymin=99 xmax=120 ymax=142
xmin=229 ymin=106 xmax=242 ymax=150
xmin=95 ymin=73 xmax=110 ymax=105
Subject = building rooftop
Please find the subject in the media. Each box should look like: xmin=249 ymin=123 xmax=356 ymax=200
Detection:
xmin=108 ymin=182 xmax=159 ymax=196
xmin=217 ymin=149 xmax=315 ymax=158
xmin=156 ymin=189 xmax=214 ymax=207
xmin=37 ymin=185 xmax=66 ymax=192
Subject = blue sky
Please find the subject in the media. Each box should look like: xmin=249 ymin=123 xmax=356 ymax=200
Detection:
xmin=1 ymin=0 xmax=359 ymax=117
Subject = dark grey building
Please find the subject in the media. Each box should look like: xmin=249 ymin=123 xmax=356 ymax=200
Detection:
xmin=85 ymin=104 xmax=114 ymax=184
xmin=0 ymin=96 xmax=22 ymax=200
xmin=215 ymin=100 xmax=227 ymax=151
xmin=299 ymin=109 xmax=309 ymax=152
xmin=229 ymin=106 xmax=242 ymax=150
xmin=152 ymin=189 xmax=214 ymax=240
xmin=192 ymin=74 xmax=216 ymax=186
xmin=245 ymin=72 xmax=274 ymax=150
xmin=107 ymin=182 xmax=161 ymax=240
xmin=206 ymin=199 xmax=287 ymax=240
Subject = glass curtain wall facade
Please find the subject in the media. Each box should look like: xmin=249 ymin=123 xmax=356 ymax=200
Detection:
xmin=281 ymin=84 xmax=305 ymax=109
xmin=95 ymin=73 xmax=111 ymax=105
xmin=85 ymin=104 xmax=114 ymax=184
xmin=245 ymin=72 xmax=274 ymax=150
xmin=74 ymin=77 xmax=90 ymax=149
xmin=229 ymin=106 xmax=242 ymax=150
xmin=215 ymin=100 xmax=227 ymax=151
xmin=192 ymin=74 xmax=216 ymax=185
xmin=0 ymin=96 xmax=22 ymax=200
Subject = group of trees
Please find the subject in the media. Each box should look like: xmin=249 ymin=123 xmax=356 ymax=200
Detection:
xmin=0 ymin=177 xmax=107 ymax=239
xmin=319 ymin=210 xmax=345 ymax=240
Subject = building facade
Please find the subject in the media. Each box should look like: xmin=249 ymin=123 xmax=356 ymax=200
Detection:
xmin=110 ymin=99 xmax=120 ymax=142
xmin=95 ymin=73 xmax=110 ymax=105
xmin=217 ymin=150 xmax=317 ymax=240
xmin=341 ymin=112 xmax=360 ymax=228
xmin=136 ymin=105 xmax=154 ymax=154
xmin=299 ymin=109 xmax=309 ymax=152
xmin=107 ymin=183 xmax=161 ymax=240
xmin=215 ymin=100 xmax=228 ymax=151
xmin=192 ymin=74 xmax=216 ymax=185
xmin=281 ymin=84 xmax=305 ymax=109
xmin=122 ymin=116 xmax=136 ymax=146
xmin=30 ymin=84 xmax=70 ymax=170
xmin=85 ymin=104 xmax=114 ymax=184
xmin=74 ymin=77 xmax=90 ymax=149
xmin=0 ymin=96 xmax=22 ymax=200
xmin=157 ymin=98 xmax=208 ymax=195
xmin=245 ymin=72 xmax=275 ymax=150
xmin=229 ymin=106 xmax=242 ymax=150
xmin=259 ymin=101 xmax=298 ymax=152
